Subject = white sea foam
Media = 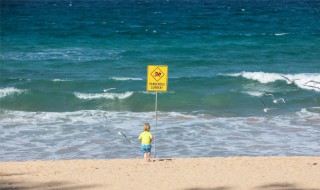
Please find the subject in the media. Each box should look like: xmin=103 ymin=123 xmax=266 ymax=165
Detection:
xmin=139 ymin=91 xmax=155 ymax=95
xmin=139 ymin=91 xmax=174 ymax=95
xmin=0 ymin=87 xmax=27 ymax=98
xmin=110 ymin=77 xmax=143 ymax=81
xmin=242 ymin=91 xmax=265 ymax=97
xmin=274 ymin=33 xmax=289 ymax=36
xmin=1 ymin=109 xmax=319 ymax=161
xmin=74 ymin=91 xmax=133 ymax=100
xmin=226 ymin=71 xmax=284 ymax=83
xmin=225 ymin=72 xmax=320 ymax=92
xmin=52 ymin=79 xmax=72 ymax=82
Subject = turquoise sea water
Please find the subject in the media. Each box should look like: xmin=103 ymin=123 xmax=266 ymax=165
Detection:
xmin=1 ymin=0 xmax=320 ymax=161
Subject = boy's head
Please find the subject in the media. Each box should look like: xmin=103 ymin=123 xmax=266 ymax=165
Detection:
xmin=144 ymin=123 xmax=151 ymax=131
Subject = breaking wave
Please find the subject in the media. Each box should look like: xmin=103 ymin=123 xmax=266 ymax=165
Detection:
xmin=225 ymin=72 xmax=320 ymax=92
xmin=0 ymin=87 xmax=28 ymax=98
xmin=74 ymin=91 xmax=133 ymax=100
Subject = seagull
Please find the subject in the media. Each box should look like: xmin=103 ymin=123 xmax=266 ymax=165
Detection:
xmin=304 ymin=80 xmax=320 ymax=85
xmin=260 ymin=98 xmax=278 ymax=113
xmin=304 ymin=80 xmax=320 ymax=90
xmin=303 ymin=84 xmax=320 ymax=90
xmin=118 ymin=131 xmax=132 ymax=143
xmin=101 ymin=114 xmax=112 ymax=133
xmin=279 ymin=74 xmax=299 ymax=84
xmin=103 ymin=114 xmax=108 ymax=126
xmin=264 ymin=93 xmax=286 ymax=103
xmin=103 ymin=88 xmax=116 ymax=92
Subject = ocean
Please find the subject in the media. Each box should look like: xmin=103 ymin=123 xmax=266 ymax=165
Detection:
xmin=1 ymin=0 xmax=320 ymax=161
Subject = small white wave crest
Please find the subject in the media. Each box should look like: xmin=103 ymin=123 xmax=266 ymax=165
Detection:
xmin=74 ymin=91 xmax=133 ymax=100
xmin=274 ymin=33 xmax=289 ymax=36
xmin=225 ymin=72 xmax=320 ymax=92
xmin=0 ymin=87 xmax=28 ymax=98
xmin=225 ymin=72 xmax=284 ymax=83
xmin=52 ymin=79 xmax=72 ymax=82
xmin=110 ymin=77 xmax=143 ymax=81
xmin=242 ymin=91 xmax=265 ymax=97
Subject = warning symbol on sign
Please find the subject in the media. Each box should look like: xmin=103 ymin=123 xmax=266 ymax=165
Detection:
xmin=147 ymin=65 xmax=168 ymax=92
xmin=151 ymin=67 xmax=165 ymax=81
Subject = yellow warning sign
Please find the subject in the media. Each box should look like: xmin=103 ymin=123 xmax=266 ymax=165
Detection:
xmin=147 ymin=65 xmax=168 ymax=92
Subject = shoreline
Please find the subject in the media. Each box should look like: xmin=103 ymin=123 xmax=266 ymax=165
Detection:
xmin=1 ymin=156 xmax=319 ymax=190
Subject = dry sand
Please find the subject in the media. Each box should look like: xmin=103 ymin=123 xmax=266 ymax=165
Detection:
xmin=1 ymin=156 xmax=319 ymax=190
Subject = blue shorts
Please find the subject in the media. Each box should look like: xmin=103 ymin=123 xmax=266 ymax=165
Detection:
xmin=140 ymin=145 xmax=152 ymax=153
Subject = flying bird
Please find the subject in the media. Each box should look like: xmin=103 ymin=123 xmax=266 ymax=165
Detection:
xmin=264 ymin=93 xmax=285 ymax=103
xmin=260 ymin=98 xmax=278 ymax=113
xmin=303 ymin=84 xmax=320 ymax=90
xmin=279 ymin=74 xmax=299 ymax=84
xmin=304 ymin=80 xmax=320 ymax=85
xmin=103 ymin=88 xmax=116 ymax=92
xmin=118 ymin=131 xmax=132 ymax=143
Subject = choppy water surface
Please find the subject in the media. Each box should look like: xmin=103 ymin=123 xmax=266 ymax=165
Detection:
xmin=1 ymin=0 xmax=320 ymax=161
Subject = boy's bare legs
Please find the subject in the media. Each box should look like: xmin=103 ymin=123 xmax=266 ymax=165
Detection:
xmin=143 ymin=153 xmax=147 ymax=161
xmin=143 ymin=152 xmax=151 ymax=162
xmin=146 ymin=152 xmax=151 ymax=162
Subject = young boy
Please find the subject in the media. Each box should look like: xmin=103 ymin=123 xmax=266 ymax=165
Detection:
xmin=138 ymin=123 xmax=153 ymax=162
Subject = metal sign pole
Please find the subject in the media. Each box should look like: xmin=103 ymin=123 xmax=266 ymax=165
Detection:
xmin=153 ymin=92 xmax=158 ymax=158
xmin=147 ymin=65 xmax=167 ymax=159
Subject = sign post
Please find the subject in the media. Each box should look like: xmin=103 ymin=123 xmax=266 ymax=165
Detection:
xmin=146 ymin=65 xmax=168 ymax=158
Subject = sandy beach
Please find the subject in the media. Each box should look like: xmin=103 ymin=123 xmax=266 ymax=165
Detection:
xmin=1 ymin=156 xmax=319 ymax=190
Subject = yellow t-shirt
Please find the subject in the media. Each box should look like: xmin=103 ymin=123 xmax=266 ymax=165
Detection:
xmin=138 ymin=131 xmax=153 ymax=145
